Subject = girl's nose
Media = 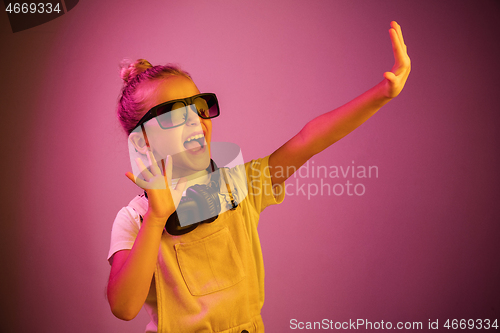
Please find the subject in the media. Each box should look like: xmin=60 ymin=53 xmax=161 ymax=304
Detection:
xmin=186 ymin=105 xmax=201 ymax=126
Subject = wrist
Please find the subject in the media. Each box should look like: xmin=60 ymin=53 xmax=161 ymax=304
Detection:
xmin=142 ymin=211 xmax=168 ymax=229
xmin=373 ymin=80 xmax=394 ymax=104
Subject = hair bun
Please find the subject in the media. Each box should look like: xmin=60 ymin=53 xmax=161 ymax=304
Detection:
xmin=120 ymin=58 xmax=153 ymax=83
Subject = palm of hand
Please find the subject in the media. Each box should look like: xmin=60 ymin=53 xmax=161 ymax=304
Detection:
xmin=126 ymin=153 xmax=187 ymax=224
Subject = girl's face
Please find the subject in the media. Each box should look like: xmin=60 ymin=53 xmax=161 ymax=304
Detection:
xmin=139 ymin=75 xmax=213 ymax=179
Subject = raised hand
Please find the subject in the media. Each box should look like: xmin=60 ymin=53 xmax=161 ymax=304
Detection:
xmin=383 ymin=21 xmax=411 ymax=98
xmin=125 ymin=152 xmax=187 ymax=225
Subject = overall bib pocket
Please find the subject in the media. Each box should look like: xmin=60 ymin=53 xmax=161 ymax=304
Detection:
xmin=175 ymin=227 xmax=245 ymax=296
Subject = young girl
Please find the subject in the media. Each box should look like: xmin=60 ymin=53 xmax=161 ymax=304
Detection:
xmin=107 ymin=21 xmax=410 ymax=333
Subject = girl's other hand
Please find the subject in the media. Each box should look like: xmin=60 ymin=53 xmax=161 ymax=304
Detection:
xmin=125 ymin=153 xmax=187 ymax=226
xmin=383 ymin=21 xmax=411 ymax=99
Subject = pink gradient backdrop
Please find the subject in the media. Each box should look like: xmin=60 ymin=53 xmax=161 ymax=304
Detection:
xmin=1 ymin=1 xmax=499 ymax=332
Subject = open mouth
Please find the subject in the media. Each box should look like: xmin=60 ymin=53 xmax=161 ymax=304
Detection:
xmin=183 ymin=133 xmax=205 ymax=152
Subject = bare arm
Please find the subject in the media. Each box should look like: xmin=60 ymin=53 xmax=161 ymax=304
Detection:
xmin=107 ymin=221 xmax=164 ymax=320
xmin=107 ymin=154 xmax=186 ymax=320
xmin=269 ymin=21 xmax=411 ymax=185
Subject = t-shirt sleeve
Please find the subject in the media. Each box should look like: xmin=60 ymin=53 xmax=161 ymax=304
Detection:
xmin=244 ymin=155 xmax=285 ymax=214
xmin=107 ymin=206 xmax=142 ymax=263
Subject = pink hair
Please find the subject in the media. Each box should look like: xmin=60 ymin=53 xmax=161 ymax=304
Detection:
xmin=117 ymin=59 xmax=192 ymax=134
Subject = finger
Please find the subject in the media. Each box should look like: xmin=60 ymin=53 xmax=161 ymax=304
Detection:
xmin=170 ymin=176 xmax=188 ymax=209
xmin=125 ymin=171 xmax=136 ymax=183
xmin=163 ymin=155 xmax=174 ymax=189
xmin=147 ymin=150 xmax=161 ymax=176
xmin=389 ymin=28 xmax=406 ymax=72
xmin=125 ymin=171 xmax=148 ymax=189
xmin=384 ymin=71 xmax=396 ymax=82
xmin=165 ymin=155 xmax=172 ymax=178
xmin=391 ymin=21 xmax=405 ymax=48
xmin=389 ymin=27 xmax=398 ymax=53
xmin=389 ymin=27 xmax=403 ymax=55
xmin=136 ymin=157 xmax=153 ymax=181
xmin=175 ymin=176 xmax=188 ymax=193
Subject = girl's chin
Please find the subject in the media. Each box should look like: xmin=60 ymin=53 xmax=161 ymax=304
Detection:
xmin=173 ymin=151 xmax=211 ymax=177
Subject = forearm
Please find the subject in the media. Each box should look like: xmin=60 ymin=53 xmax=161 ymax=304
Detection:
xmin=301 ymin=79 xmax=391 ymax=156
xmin=107 ymin=213 xmax=165 ymax=320
xmin=270 ymin=80 xmax=392 ymax=184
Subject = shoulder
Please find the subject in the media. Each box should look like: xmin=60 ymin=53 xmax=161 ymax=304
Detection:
xmin=107 ymin=194 xmax=148 ymax=262
xmin=113 ymin=194 xmax=148 ymax=228
xmin=239 ymin=155 xmax=285 ymax=213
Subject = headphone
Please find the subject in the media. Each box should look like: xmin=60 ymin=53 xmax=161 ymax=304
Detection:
xmin=144 ymin=159 xmax=238 ymax=235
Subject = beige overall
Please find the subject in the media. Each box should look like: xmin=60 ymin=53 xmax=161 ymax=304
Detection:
xmin=154 ymin=202 xmax=266 ymax=332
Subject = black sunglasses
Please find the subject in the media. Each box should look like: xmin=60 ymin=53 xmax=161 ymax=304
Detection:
xmin=133 ymin=93 xmax=220 ymax=131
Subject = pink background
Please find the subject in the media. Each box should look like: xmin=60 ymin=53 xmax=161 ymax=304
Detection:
xmin=1 ymin=1 xmax=499 ymax=332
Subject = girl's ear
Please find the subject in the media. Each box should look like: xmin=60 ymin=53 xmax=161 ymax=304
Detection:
xmin=129 ymin=132 xmax=149 ymax=154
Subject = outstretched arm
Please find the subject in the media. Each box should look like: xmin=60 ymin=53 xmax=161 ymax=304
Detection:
xmin=269 ymin=21 xmax=411 ymax=185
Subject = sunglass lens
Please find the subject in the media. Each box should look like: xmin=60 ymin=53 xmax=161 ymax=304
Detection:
xmin=194 ymin=95 xmax=219 ymax=119
xmin=156 ymin=102 xmax=187 ymax=128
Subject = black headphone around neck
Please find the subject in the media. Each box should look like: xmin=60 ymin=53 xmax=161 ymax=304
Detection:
xmin=144 ymin=159 xmax=238 ymax=235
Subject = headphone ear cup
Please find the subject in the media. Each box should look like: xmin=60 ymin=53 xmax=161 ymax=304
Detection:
xmin=163 ymin=163 xmax=222 ymax=235
xmin=165 ymin=197 xmax=199 ymax=235
xmin=187 ymin=184 xmax=221 ymax=223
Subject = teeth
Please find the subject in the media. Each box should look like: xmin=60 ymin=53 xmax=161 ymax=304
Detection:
xmin=185 ymin=134 xmax=204 ymax=142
